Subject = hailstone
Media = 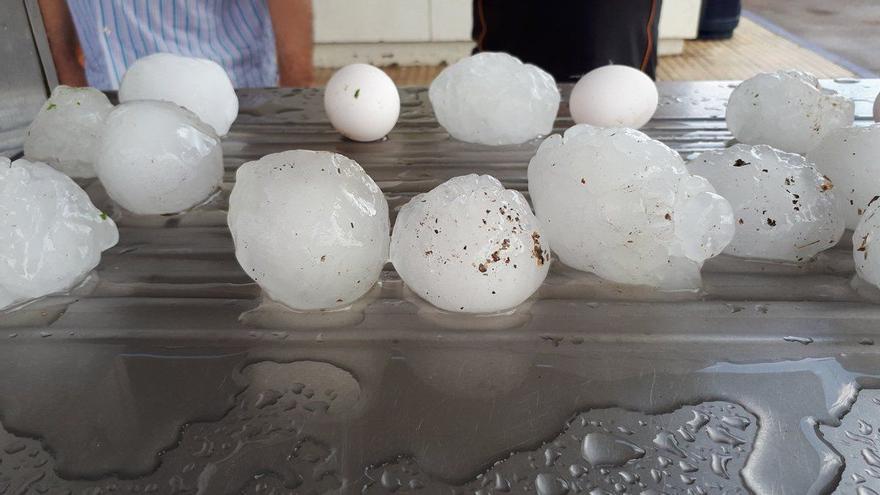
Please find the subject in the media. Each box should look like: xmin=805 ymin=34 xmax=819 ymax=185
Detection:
xmin=119 ymin=53 xmax=238 ymax=136
xmin=429 ymin=52 xmax=560 ymax=145
xmin=24 ymin=85 xmax=113 ymax=178
xmin=854 ymin=201 xmax=880 ymax=289
xmin=726 ymin=70 xmax=854 ymax=154
xmin=528 ymin=125 xmax=735 ymax=290
xmin=0 ymin=157 xmax=118 ymax=310
xmin=808 ymin=124 xmax=880 ymax=229
xmin=391 ymin=175 xmax=548 ymax=313
xmin=228 ymin=150 xmax=390 ymax=311
xmin=95 ymin=100 xmax=224 ymax=215
xmin=688 ymin=144 xmax=843 ymax=262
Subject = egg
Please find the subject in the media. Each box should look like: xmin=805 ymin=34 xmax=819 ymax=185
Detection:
xmin=568 ymin=65 xmax=658 ymax=129
xmin=390 ymin=174 xmax=549 ymax=314
xmin=228 ymin=150 xmax=390 ymax=311
xmin=324 ymin=64 xmax=400 ymax=142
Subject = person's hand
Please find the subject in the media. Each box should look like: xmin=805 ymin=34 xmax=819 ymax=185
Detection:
xmin=269 ymin=0 xmax=315 ymax=88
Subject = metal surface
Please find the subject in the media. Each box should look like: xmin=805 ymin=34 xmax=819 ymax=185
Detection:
xmin=0 ymin=0 xmax=50 ymax=157
xmin=2 ymin=80 xmax=880 ymax=495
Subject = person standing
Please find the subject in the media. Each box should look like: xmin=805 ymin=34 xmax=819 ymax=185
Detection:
xmin=38 ymin=0 xmax=315 ymax=89
xmin=472 ymin=0 xmax=662 ymax=81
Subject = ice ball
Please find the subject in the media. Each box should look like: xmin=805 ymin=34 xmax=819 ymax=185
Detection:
xmin=854 ymin=201 xmax=880 ymax=288
xmin=390 ymin=174 xmax=549 ymax=313
xmin=688 ymin=144 xmax=843 ymax=262
xmin=24 ymin=85 xmax=113 ymax=178
xmin=95 ymin=101 xmax=223 ymax=215
xmin=726 ymin=70 xmax=854 ymax=154
xmin=0 ymin=157 xmax=118 ymax=310
xmin=808 ymin=124 xmax=880 ymax=229
xmin=324 ymin=64 xmax=400 ymax=142
xmin=528 ymin=125 xmax=735 ymax=290
xmin=569 ymin=64 xmax=658 ymax=129
xmin=119 ymin=53 xmax=238 ymax=136
xmin=429 ymin=52 xmax=560 ymax=145
xmin=228 ymin=150 xmax=390 ymax=311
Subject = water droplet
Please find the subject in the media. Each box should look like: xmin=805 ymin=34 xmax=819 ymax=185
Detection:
xmin=706 ymin=425 xmax=746 ymax=446
xmin=494 ymin=472 xmax=511 ymax=492
xmin=859 ymin=420 xmax=874 ymax=436
xmin=535 ymin=473 xmax=569 ymax=495
xmin=676 ymin=426 xmax=695 ymax=442
xmin=853 ymin=472 xmax=867 ymax=484
xmin=581 ymin=432 xmax=646 ymax=466
xmin=679 ymin=474 xmax=696 ymax=485
xmin=618 ymin=470 xmax=638 ymax=484
xmin=685 ymin=410 xmax=710 ymax=432
xmin=721 ymin=415 xmax=751 ymax=431
xmin=568 ymin=464 xmax=587 ymax=478
xmin=710 ymin=453 xmax=732 ymax=479
xmin=783 ymin=335 xmax=813 ymax=345
xmin=858 ymin=487 xmax=880 ymax=495
xmin=650 ymin=468 xmax=663 ymax=483
xmin=657 ymin=456 xmax=672 ymax=468
xmin=653 ymin=432 xmax=687 ymax=458
xmin=863 ymin=448 xmax=880 ymax=468
xmin=678 ymin=460 xmax=698 ymax=473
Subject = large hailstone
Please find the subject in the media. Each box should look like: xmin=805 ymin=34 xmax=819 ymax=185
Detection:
xmin=429 ymin=52 xmax=560 ymax=146
xmin=689 ymin=144 xmax=844 ymax=262
xmin=95 ymin=100 xmax=224 ymax=215
xmin=391 ymin=175 xmax=549 ymax=313
xmin=24 ymin=85 xmax=113 ymax=178
xmin=726 ymin=70 xmax=854 ymax=154
xmin=0 ymin=157 xmax=118 ymax=310
xmin=854 ymin=202 xmax=880 ymax=289
xmin=119 ymin=53 xmax=238 ymax=136
xmin=528 ymin=125 xmax=735 ymax=290
xmin=808 ymin=124 xmax=880 ymax=229
xmin=228 ymin=150 xmax=390 ymax=311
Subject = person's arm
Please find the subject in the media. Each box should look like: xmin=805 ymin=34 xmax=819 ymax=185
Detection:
xmin=267 ymin=0 xmax=315 ymax=87
xmin=38 ymin=0 xmax=88 ymax=86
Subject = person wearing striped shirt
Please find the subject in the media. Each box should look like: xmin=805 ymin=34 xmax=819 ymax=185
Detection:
xmin=38 ymin=0 xmax=314 ymax=89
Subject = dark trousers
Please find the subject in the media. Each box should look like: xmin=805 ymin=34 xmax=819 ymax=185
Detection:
xmin=472 ymin=0 xmax=662 ymax=81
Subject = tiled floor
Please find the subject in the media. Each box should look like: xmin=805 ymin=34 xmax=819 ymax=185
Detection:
xmin=314 ymin=17 xmax=855 ymax=86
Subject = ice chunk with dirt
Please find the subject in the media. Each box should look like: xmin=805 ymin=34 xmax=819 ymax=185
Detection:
xmin=228 ymin=150 xmax=390 ymax=311
xmin=0 ymin=157 xmax=118 ymax=310
xmin=429 ymin=52 xmax=560 ymax=145
xmin=725 ymin=70 xmax=853 ymax=154
xmin=391 ymin=174 xmax=549 ymax=313
xmin=528 ymin=125 xmax=735 ymax=290
xmin=24 ymin=85 xmax=112 ymax=178
xmin=808 ymin=123 xmax=880 ymax=230
xmin=689 ymin=144 xmax=843 ymax=262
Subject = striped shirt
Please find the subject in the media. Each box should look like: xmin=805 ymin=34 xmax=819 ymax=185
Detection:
xmin=66 ymin=0 xmax=278 ymax=90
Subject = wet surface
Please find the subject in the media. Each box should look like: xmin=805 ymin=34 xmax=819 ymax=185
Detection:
xmin=2 ymin=81 xmax=880 ymax=494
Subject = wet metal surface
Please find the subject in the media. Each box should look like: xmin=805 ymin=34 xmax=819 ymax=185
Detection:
xmin=1 ymin=81 xmax=880 ymax=494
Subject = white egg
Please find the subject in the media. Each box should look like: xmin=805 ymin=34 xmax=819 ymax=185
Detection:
xmin=324 ymin=64 xmax=400 ymax=142
xmin=390 ymin=174 xmax=549 ymax=314
xmin=95 ymin=100 xmax=224 ymax=215
xmin=119 ymin=53 xmax=239 ymax=136
xmin=228 ymin=150 xmax=390 ymax=311
xmin=569 ymin=65 xmax=658 ymax=129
